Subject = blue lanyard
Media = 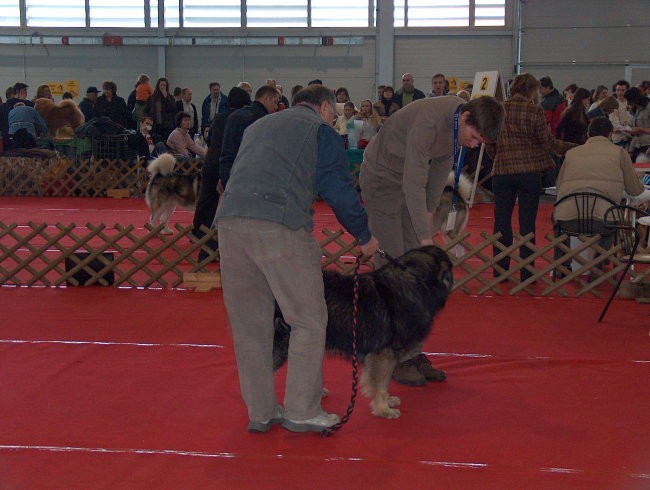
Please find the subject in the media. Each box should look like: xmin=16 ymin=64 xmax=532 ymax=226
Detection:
xmin=452 ymin=105 xmax=466 ymax=205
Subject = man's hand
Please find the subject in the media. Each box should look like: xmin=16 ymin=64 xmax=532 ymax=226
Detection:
xmin=359 ymin=236 xmax=379 ymax=259
xmin=216 ymin=179 xmax=224 ymax=195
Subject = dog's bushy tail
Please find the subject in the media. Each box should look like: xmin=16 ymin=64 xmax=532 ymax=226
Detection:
xmin=147 ymin=153 xmax=176 ymax=176
xmin=445 ymin=171 xmax=473 ymax=202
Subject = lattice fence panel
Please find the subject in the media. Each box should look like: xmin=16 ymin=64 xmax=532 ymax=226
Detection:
xmin=0 ymin=221 xmax=645 ymax=294
xmin=0 ymin=154 xmax=204 ymax=198
xmin=0 ymin=222 xmax=219 ymax=288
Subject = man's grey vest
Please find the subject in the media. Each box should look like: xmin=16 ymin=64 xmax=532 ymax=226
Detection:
xmin=215 ymin=105 xmax=324 ymax=231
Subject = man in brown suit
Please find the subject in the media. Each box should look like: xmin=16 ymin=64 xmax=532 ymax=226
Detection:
xmin=360 ymin=95 xmax=505 ymax=386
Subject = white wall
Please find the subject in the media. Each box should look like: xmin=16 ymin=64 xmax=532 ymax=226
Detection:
xmin=0 ymin=0 xmax=648 ymax=106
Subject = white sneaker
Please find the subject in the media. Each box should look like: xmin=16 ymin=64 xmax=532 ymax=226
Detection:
xmin=282 ymin=411 xmax=340 ymax=433
xmin=247 ymin=405 xmax=284 ymax=433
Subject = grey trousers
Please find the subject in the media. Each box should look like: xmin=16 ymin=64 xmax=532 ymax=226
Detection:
xmin=359 ymin=166 xmax=422 ymax=361
xmin=218 ymin=217 xmax=328 ymax=423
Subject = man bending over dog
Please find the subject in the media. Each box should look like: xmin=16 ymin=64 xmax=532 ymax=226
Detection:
xmin=216 ymin=85 xmax=379 ymax=433
xmin=360 ymin=94 xmax=505 ymax=386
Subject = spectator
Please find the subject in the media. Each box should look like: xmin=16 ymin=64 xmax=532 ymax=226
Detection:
xmin=290 ymin=85 xmax=304 ymax=104
xmin=308 ymin=79 xmax=323 ymax=86
xmin=62 ymin=92 xmax=74 ymax=100
xmin=489 ymin=73 xmax=576 ymax=281
xmin=373 ymin=85 xmax=400 ymax=122
xmin=539 ymin=76 xmax=567 ymax=134
xmin=335 ymin=87 xmax=350 ymax=103
xmin=610 ymin=80 xmax=633 ymax=148
xmin=637 ymin=81 xmax=650 ymax=98
xmin=173 ymin=87 xmax=182 ymax=103
xmin=176 ymin=88 xmax=199 ymax=134
xmin=429 ymin=73 xmax=447 ymax=97
xmin=94 ymin=80 xmax=129 ymax=128
xmin=192 ymin=86 xmax=252 ymax=261
xmin=131 ymin=74 xmax=153 ymax=128
xmin=166 ymin=111 xmax=207 ymax=159
xmin=34 ymin=85 xmax=53 ymax=101
xmin=375 ymin=84 xmax=386 ymax=102
xmin=456 ymin=90 xmax=471 ymax=102
xmin=563 ymin=83 xmax=578 ymax=104
xmin=556 ymin=87 xmax=591 ymax=145
xmin=8 ymin=101 xmax=47 ymax=137
xmin=219 ymin=85 xmax=279 ymax=189
xmin=394 ymin=72 xmax=426 ymax=108
xmin=79 ymin=86 xmax=99 ymax=123
xmin=334 ymin=101 xmax=356 ymax=136
xmin=237 ymin=81 xmax=253 ymax=97
xmin=587 ymin=95 xmax=619 ymax=120
xmin=276 ymin=84 xmax=290 ymax=110
xmin=354 ymin=99 xmax=381 ymax=144
xmin=624 ymin=87 xmax=650 ymax=162
xmin=145 ymin=77 xmax=177 ymax=142
xmin=133 ymin=115 xmax=168 ymax=160
xmin=1 ymin=82 xmax=34 ymax=135
xmin=588 ymin=85 xmax=609 ymax=112
xmin=201 ymin=82 xmax=228 ymax=129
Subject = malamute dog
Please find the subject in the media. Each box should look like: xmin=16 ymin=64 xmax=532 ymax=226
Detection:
xmin=145 ymin=153 xmax=200 ymax=234
xmin=273 ymin=245 xmax=453 ymax=419
xmin=432 ymin=171 xmax=473 ymax=243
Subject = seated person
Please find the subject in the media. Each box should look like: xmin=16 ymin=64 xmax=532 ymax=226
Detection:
xmin=8 ymin=102 xmax=47 ymax=138
xmin=555 ymin=117 xmax=645 ymax=254
xmin=334 ymin=101 xmax=356 ymax=136
xmin=354 ymin=99 xmax=381 ymax=145
xmin=132 ymin=115 xmax=168 ymax=161
xmin=166 ymin=111 xmax=207 ymax=159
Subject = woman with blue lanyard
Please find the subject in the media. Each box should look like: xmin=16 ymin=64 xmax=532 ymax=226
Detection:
xmin=359 ymin=94 xmax=504 ymax=386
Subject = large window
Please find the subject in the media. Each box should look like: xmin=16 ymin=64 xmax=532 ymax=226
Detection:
xmin=474 ymin=0 xmax=505 ymax=26
xmin=3 ymin=0 xmax=506 ymax=29
xmin=247 ymin=0 xmax=307 ymax=28
xmin=0 ymin=0 xmax=19 ymax=26
xmin=89 ymin=0 xmax=146 ymax=28
xmin=26 ymin=0 xmax=85 ymax=27
xmin=312 ymin=0 xmax=369 ymax=28
xmin=184 ymin=0 xmax=240 ymax=28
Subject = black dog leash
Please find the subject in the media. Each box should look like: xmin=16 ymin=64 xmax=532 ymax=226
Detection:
xmin=377 ymin=248 xmax=407 ymax=270
xmin=321 ymin=255 xmax=362 ymax=437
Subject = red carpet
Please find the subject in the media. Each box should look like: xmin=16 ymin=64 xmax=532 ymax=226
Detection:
xmin=1 ymin=197 xmax=649 ymax=488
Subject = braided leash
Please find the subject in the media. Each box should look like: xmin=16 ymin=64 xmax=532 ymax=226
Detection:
xmin=321 ymin=255 xmax=362 ymax=437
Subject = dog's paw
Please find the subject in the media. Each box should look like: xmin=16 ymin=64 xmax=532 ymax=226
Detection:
xmin=160 ymin=228 xmax=174 ymax=235
xmin=387 ymin=395 xmax=401 ymax=408
xmin=322 ymin=387 xmax=329 ymax=398
xmin=371 ymin=404 xmax=401 ymax=419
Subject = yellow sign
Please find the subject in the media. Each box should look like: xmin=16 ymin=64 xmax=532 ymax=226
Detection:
xmin=459 ymin=80 xmax=473 ymax=91
xmin=48 ymin=82 xmax=64 ymax=96
xmin=447 ymin=77 xmax=458 ymax=93
xmin=65 ymin=80 xmax=79 ymax=98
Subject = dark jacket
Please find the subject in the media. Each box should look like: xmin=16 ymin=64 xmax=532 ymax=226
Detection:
xmin=540 ymin=89 xmax=567 ymax=134
xmin=145 ymin=95 xmax=177 ymax=129
xmin=201 ymin=93 xmax=228 ymax=128
xmin=219 ymin=101 xmax=270 ymax=187
xmin=79 ymin=98 xmax=97 ymax=123
xmin=393 ymin=88 xmax=426 ymax=108
xmin=94 ymin=94 xmax=129 ymax=128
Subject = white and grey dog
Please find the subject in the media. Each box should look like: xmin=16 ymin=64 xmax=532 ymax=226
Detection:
xmin=145 ymin=153 xmax=200 ymax=234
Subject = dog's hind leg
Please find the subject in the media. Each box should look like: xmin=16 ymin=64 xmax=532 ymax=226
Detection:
xmin=361 ymin=349 xmax=400 ymax=419
xmin=158 ymin=203 xmax=177 ymax=235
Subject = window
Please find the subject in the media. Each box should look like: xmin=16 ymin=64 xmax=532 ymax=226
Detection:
xmin=395 ymin=0 xmax=503 ymax=28
xmin=474 ymin=0 xmax=505 ymax=27
xmin=184 ymin=0 xmax=240 ymax=28
xmin=247 ymin=0 xmax=307 ymax=28
xmin=89 ymin=0 xmax=146 ymax=28
xmin=408 ymin=0 xmax=469 ymax=27
xmin=150 ymin=0 xmax=180 ymax=28
xmin=26 ymin=0 xmax=85 ymax=27
xmin=311 ymin=0 xmax=369 ymax=28
xmin=0 ymin=0 xmax=19 ymax=26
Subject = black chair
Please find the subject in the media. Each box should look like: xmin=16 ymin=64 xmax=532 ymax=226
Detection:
xmin=599 ymin=204 xmax=650 ymax=322
xmin=553 ymin=192 xmax=619 ymax=280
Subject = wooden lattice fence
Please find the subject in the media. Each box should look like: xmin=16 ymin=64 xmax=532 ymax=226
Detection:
xmin=0 ymin=154 xmax=203 ymax=198
xmin=1 ymin=219 xmax=646 ymax=294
